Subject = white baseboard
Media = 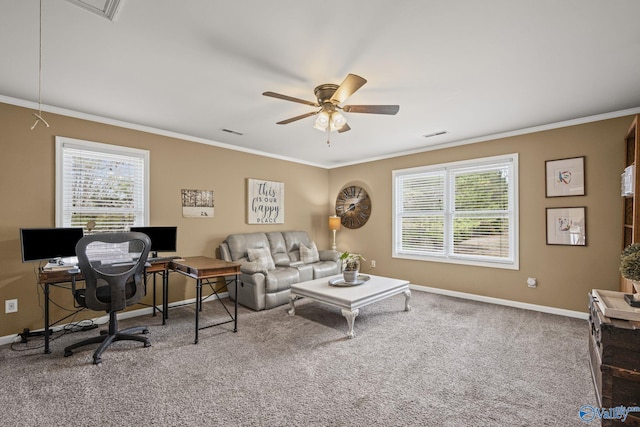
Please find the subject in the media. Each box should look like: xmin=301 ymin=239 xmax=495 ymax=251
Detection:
xmin=0 ymin=291 xmax=228 ymax=348
xmin=411 ymin=284 xmax=588 ymax=320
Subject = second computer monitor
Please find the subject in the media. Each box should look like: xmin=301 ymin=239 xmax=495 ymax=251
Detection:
xmin=130 ymin=226 xmax=177 ymax=257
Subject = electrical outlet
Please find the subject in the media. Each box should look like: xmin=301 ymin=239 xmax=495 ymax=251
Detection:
xmin=371 ymin=260 xmax=376 ymax=268
xmin=5 ymin=299 xmax=18 ymax=313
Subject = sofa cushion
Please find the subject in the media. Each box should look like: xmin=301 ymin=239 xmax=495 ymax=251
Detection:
xmin=282 ymin=231 xmax=313 ymax=262
xmin=247 ymin=247 xmax=275 ymax=270
xmin=300 ymin=241 xmax=319 ymax=264
xmin=311 ymin=261 xmax=340 ymax=279
xmin=266 ymin=232 xmax=290 ymax=266
xmin=265 ymin=268 xmax=299 ymax=293
xmin=226 ymin=232 xmax=270 ymax=262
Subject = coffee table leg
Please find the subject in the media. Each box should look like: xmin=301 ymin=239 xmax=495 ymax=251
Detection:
xmin=288 ymin=295 xmax=296 ymax=316
xmin=341 ymin=308 xmax=359 ymax=339
xmin=404 ymin=289 xmax=412 ymax=311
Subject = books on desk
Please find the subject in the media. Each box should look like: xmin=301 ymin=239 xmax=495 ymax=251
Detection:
xmin=43 ymin=262 xmax=78 ymax=272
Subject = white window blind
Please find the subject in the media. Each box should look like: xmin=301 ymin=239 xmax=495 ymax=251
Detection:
xmin=393 ymin=154 xmax=518 ymax=269
xmin=56 ymin=137 xmax=149 ymax=233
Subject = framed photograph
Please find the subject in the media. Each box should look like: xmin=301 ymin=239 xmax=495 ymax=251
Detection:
xmin=247 ymin=178 xmax=284 ymax=224
xmin=545 ymin=156 xmax=585 ymax=197
xmin=181 ymin=189 xmax=214 ymax=218
xmin=546 ymin=207 xmax=586 ymax=246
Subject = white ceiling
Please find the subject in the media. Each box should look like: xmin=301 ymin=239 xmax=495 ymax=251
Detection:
xmin=2 ymin=0 xmax=640 ymax=168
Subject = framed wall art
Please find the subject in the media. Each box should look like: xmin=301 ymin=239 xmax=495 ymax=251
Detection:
xmin=181 ymin=189 xmax=214 ymax=217
xmin=247 ymin=178 xmax=284 ymax=224
xmin=545 ymin=156 xmax=585 ymax=197
xmin=546 ymin=207 xmax=586 ymax=246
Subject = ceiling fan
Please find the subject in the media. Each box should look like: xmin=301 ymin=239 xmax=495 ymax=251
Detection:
xmin=263 ymin=74 xmax=399 ymax=144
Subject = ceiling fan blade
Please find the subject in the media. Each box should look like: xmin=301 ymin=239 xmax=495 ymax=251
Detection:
xmin=337 ymin=123 xmax=351 ymax=133
xmin=343 ymin=105 xmax=399 ymax=115
xmin=276 ymin=111 xmax=318 ymax=125
xmin=329 ymin=74 xmax=367 ymax=104
xmin=263 ymin=91 xmax=319 ymax=107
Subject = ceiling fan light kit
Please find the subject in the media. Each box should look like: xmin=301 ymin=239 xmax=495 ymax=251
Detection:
xmin=263 ymin=73 xmax=399 ymax=145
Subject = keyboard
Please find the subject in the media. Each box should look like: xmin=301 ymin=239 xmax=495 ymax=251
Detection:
xmin=147 ymin=255 xmax=181 ymax=263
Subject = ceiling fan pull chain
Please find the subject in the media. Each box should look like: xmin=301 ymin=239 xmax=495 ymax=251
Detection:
xmin=326 ymin=127 xmax=331 ymax=147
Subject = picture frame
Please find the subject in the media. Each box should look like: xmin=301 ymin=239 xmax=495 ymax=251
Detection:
xmin=181 ymin=189 xmax=214 ymax=218
xmin=546 ymin=207 xmax=586 ymax=246
xmin=247 ymin=178 xmax=284 ymax=224
xmin=545 ymin=156 xmax=585 ymax=197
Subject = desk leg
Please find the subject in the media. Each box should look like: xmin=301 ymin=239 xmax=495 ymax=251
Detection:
xmin=162 ymin=270 xmax=168 ymax=325
xmin=233 ymin=274 xmax=238 ymax=332
xmin=44 ymin=283 xmax=51 ymax=354
xmin=152 ymin=272 xmax=157 ymax=317
xmin=195 ymin=279 xmax=201 ymax=344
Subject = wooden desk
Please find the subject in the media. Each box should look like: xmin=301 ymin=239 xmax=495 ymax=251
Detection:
xmin=38 ymin=260 xmax=170 ymax=354
xmin=145 ymin=260 xmax=172 ymax=324
xmin=38 ymin=256 xmax=240 ymax=352
xmin=169 ymin=256 xmax=240 ymax=344
xmin=38 ymin=268 xmax=83 ymax=354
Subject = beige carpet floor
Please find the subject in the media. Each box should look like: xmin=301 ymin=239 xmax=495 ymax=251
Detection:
xmin=0 ymin=289 xmax=596 ymax=426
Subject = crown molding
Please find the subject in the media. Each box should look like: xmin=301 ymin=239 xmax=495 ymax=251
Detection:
xmin=66 ymin=0 xmax=122 ymax=21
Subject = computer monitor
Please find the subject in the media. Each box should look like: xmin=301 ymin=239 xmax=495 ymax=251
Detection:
xmin=129 ymin=226 xmax=177 ymax=257
xmin=20 ymin=227 xmax=84 ymax=263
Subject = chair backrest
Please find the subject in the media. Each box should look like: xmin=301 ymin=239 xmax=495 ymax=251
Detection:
xmin=75 ymin=232 xmax=151 ymax=313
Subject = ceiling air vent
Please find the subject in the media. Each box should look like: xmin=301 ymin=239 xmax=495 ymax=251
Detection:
xmin=423 ymin=131 xmax=448 ymax=138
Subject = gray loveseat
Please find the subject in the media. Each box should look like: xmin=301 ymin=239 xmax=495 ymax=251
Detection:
xmin=219 ymin=231 xmax=341 ymax=310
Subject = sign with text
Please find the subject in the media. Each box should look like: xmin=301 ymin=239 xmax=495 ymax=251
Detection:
xmin=247 ymin=179 xmax=284 ymax=224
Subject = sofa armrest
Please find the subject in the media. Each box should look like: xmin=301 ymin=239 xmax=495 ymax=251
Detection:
xmin=240 ymin=261 xmax=269 ymax=275
xmin=319 ymin=249 xmax=340 ymax=262
xmin=219 ymin=242 xmax=232 ymax=262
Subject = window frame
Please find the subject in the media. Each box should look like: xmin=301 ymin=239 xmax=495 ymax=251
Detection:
xmin=55 ymin=136 xmax=150 ymax=231
xmin=392 ymin=153 xmax=519 ymax=270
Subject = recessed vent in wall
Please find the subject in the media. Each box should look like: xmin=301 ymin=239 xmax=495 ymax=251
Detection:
xmin=66 ymin=0 xmax=122 ymax=21
xmin=221 ymin=128 xmax=244 ymax=136
xmin=423 ymin=131 xmax=448 ymax=138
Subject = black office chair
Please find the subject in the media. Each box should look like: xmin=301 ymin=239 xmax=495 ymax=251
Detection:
xmin=64 ymin=232 xmax=152 ymax=364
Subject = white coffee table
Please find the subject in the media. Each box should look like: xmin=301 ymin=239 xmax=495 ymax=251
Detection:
xmin=288 ymin=274 xmax=411 ymax=338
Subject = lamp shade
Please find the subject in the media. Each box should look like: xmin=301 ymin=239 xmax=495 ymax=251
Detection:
xmin=329 ymin=111 xmax=346 ymax=130
xmin=329 ymin=215 xmax=341 ymax=231
xmin=314 ymin=111 xmax=330 ymax=131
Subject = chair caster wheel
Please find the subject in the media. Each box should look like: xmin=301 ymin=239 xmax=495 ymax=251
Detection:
xmin=64 ymin=349 xmax=73 ymax=357
xmin=144 ymin=341 xmax=151 ymax=348
xmin=93 ymin=358 xmax=102 ymax=365
xmin=142 ymin=328 xmax=149 ymax=334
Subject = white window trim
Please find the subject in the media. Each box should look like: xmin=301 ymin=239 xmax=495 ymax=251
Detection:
xmin=392 ymin=153 xmax=519 ymax=270
xmin=55 ymin=136 xmax=150 ymax=228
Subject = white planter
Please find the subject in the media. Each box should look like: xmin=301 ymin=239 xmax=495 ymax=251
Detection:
xmin=343 ymin=270 xmax=359 ymax=283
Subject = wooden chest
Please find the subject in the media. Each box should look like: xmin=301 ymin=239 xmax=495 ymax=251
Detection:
xmin=589 ymin=292 xmax=640 ymax=426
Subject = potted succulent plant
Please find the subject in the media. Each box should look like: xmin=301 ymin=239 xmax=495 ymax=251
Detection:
xmin=340 ymin=251 xmax=365 ymax=283
xmin=620 ymin=243 xmax=640 ymax=298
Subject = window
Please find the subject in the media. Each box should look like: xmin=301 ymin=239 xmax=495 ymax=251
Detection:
xmin=393 ymin=154 xmax=518 ymax=269
xmin=56 ymin=136 xmax=149 ymax=233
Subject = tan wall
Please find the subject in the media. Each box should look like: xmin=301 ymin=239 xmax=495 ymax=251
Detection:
xmin=0 ymin=99 xmax=633 ymax=338
xmin=328 ymin=116 xmax=632 ymax=312
xmin=0 ymin=102 xmax=330 ymax=337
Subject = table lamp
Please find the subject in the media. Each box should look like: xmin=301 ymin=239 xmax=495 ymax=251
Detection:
xmin=329 ymin=215 xmax=341 ymax=251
